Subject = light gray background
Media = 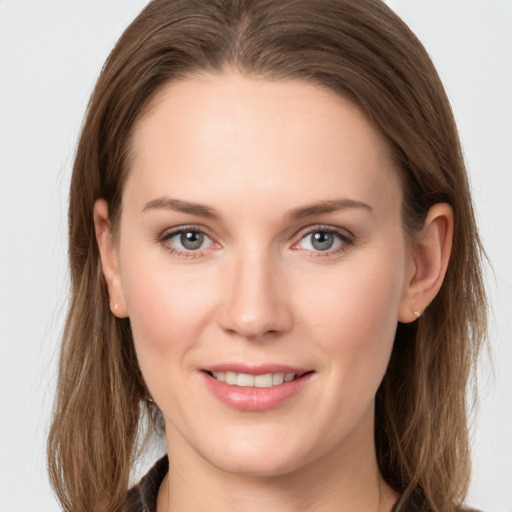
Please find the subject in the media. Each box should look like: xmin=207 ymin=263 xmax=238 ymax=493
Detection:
xmin=0 ymin=1 xmax=511 ymax=511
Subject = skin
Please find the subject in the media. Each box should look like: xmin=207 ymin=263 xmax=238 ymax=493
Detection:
xmin=95 ymin=71 xmax=453 ymax=512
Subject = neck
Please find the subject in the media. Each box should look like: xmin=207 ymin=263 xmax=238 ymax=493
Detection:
xmin=158 ymin=409 xmax=397 ymax=512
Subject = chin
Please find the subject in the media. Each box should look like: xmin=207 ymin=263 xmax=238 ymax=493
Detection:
xmin=210 ymin=452 xmax=303 ymax=478
xmin=199 ymin=431 xmax=313 ymax=477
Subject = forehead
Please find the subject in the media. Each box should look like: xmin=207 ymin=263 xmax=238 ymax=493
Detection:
xmin=125 ymin=71 xmax=401 ymax=215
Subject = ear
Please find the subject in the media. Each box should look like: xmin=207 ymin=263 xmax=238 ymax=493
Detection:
xmin=93 ymin=199 xmax=128 ymax=318
xmin=398 ymin=203 xmax=453 ymax=323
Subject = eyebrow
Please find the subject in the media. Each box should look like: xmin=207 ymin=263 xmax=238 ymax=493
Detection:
xmin=141 ymin=197 xmax=373 ymax=220
xmin=142 ymin=197 xmax=218 ymax=218
xmin=287 ymin=199 xmax=374 ymax=220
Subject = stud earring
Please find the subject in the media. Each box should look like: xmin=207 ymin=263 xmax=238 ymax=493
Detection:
xmin=114 ymin=303 xmax=119 ymax=312
xmin=414 ymin=310 xmax=421 ymax=318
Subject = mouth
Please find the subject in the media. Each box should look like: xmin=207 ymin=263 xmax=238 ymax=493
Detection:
xmin=201 ymin=365 xmax=315 ymax=411
xmin=204 ymin=370 xmax=310 ymax=388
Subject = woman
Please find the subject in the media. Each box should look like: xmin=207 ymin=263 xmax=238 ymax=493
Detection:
xmin=47 ymin=1 xmax=487 ymax=511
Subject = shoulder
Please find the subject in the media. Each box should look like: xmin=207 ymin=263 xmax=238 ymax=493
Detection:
xmin=124 ymin=456 xmax=169 ymax=512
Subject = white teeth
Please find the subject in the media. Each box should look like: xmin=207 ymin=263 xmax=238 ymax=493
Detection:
xmin=237 ymin=373 xmax=254 ymax=387
xmin=254 ymin=374 xmax=273 ymax=388
xmin=272 ymin=373 xmax=284 ymax=385
xmin=225 ymin=371 xmax=237 ymax=385
xmin=211 ymin=371 xmax=298 ymax=387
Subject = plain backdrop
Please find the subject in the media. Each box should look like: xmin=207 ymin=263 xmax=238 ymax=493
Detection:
xmin=0 ymin=1 xmax=511 ymax=511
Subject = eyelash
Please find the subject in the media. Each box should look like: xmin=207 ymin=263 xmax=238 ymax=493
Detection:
xmin=158 ymin=225 xmax=217 ymax=259
xmin=157 ymin=224 xmax=354 ymax=259
xmin=292 ymin=225 xmax=354 ymax=257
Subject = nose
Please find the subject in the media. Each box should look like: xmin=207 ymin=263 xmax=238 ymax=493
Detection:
xmin=218 ymin=247 xmax=293 ymax=341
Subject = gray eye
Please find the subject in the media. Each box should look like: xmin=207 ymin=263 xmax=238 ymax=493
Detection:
xmin=180 ymin=231 xmax=205 ymax=250
xmin=310 ymin=231 xmax=335 ymax=251
xmin=297 ymin=230 xmax=344 ymax=252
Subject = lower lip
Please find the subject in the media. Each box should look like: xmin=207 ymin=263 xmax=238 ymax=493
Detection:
xmin=202 ymin=372 xmax=313 ymax=411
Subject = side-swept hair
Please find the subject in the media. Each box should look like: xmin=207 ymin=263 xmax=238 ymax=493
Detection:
xmin=48 ymin=1 xmax=487 ymax=511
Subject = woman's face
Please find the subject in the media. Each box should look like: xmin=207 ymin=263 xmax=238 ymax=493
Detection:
xmin=109 ymin=72 xmax=416 ymax=476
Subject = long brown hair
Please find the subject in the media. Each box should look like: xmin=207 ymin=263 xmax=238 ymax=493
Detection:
xmin=47 ymin=1 xmax=487 ymax=511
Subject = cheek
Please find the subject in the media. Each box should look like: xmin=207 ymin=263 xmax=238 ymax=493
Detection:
xmin=119 ymin=245 xmax=218 ymax=373
xmin=298 ymin=246 xmax=406 ymax=380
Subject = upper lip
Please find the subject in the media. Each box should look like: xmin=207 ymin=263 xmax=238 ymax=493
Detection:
xmin=202 ymin=363 xmax=311 ymax=376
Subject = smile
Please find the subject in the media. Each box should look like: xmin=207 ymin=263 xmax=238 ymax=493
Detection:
xmin=202 ymin=368 xmax=314 ymax=411
xmin=209 ymin=371 xmax=297 ymax=387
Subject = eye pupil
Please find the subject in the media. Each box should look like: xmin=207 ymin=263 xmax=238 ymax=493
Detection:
xmin=312 ymin=231 xmax=334 ymax=251
xmin=180 ymin=231 xmax=204 ymax=250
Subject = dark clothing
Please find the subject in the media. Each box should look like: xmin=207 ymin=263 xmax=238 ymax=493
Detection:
xmin=126 ymin=457 xmax=169 ymax=512
xmin=125 ymin=456 xmax=481 ymax=512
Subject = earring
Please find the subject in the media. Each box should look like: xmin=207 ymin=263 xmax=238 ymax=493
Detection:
xmin=414 ymin=310 xmax=421 ymax=318
xmin=113 ymin=303 xmax=119 ymax=312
